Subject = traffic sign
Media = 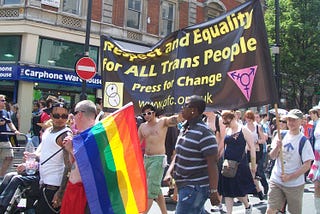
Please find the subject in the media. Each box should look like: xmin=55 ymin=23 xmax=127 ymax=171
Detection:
xmin=75 ymin=57 xmax=97 ymax=80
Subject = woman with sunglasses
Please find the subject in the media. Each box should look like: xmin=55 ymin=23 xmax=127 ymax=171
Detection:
xmin=218 ymin=110 xmax=256 ymax=214
xmin=271 ymin=116 xmax=288 ymax=139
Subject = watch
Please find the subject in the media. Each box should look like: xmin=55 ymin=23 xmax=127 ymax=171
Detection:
xmin=210 ymin=189 xmax=218 ymax=194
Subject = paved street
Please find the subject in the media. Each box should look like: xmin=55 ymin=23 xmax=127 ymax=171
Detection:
xmin=149 ymin=183 xmax=316 ymax=214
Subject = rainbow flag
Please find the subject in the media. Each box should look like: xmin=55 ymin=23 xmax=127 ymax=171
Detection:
xmin=73 ymin=103 xmax=147 ymax=214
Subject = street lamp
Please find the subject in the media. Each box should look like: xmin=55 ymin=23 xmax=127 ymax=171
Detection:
xmin=274 ymin=0 xmax=281 ymax=102
xmin=80 ymin=0 xmax=93 ymax=101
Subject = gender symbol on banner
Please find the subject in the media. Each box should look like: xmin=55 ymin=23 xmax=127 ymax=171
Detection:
xmin=227 ymin=65 xmax=258 ymax=101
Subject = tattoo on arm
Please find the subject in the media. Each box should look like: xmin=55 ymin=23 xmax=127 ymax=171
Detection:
xmin=168 ymin=116 xmax=178 ymax=126
xmin=57 ymin=149 xmax=72 ymax=199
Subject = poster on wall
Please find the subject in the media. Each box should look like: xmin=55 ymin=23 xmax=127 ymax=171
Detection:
xmin=101 ymin=0 xmax=278 ymax=113
xmin=41 ymin=0 xmax=60 ymax=8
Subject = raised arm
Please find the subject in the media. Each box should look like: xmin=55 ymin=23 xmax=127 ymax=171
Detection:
xmin=164 ymin=113 xmax=183 ymax=127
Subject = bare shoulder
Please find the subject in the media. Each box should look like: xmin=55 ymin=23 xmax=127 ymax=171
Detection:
xmin=241 ymin=125 xmax=251 ymax=136
xmin=242 ymin=126 xmax=254 ymax=143
xmin=138 ymin=122 xmax=147 ymax=131
xmin=157 ymin=117 xmax=168 ymax=127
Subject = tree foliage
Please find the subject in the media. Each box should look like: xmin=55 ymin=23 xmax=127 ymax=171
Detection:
xmin=264 ymin=0 xmax=320 ymax=112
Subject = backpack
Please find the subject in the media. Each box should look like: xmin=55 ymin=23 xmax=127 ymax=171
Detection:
xmin=265 ymin=131 xmax=307 ymax=177
xmin=31 ymin=111 xmax=43 ymax=136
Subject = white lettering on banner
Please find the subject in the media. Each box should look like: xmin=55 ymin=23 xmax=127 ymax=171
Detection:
xmin=20 ymin=68 xmax=101 ymax=85
xmin=24 ymin=69 xmax=63 ymax=80
xmin=0 ymin=66 xmax=13 ymax=72
xmin=0 ymin=73 xmax=12 ymax=77
xmin=87 ymin=78 xmax=102 ymax=84
xmin=64 ymin=74 xmax=80 ymax=81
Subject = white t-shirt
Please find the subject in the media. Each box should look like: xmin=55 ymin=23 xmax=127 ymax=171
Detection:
xmin=39 ymin=126 xmax=71 ymax=186
xmin=270 ymin=131 xmax=314 ymax=187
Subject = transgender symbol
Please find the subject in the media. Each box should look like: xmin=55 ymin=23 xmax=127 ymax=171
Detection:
xmin=227 ymin=65 xmax=258 ymax=101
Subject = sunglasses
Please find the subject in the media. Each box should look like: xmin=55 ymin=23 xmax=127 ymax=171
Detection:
xmin=279 ymin=120 xmax=287 ymax=124
xmin=0 ymin=100 xmax=5 ymax=103
xmin=52 ymin=113 xmax=68 ymax=119
xmin=142 ymin=111 xmax=154 ymax=116
xmin=182 ymin=103 xmax=193 ymax=109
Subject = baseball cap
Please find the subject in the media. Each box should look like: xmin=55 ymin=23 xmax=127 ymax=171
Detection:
xmin=313 ymin=105 xmax=320 ymax=110
xmin=51 ymin=102 xmax=69 ymax=110
xmin=286 ymin=109 xmax=303 ymax=119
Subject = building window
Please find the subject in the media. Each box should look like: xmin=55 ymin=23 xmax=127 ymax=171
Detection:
xmin=63 ymin=0 xmax=81 ymax=15
xmin=37 ymin=38 xmax=99 ymax=70
xmin=205 ymin=1 xmax=225 ymax=21
xmin=0 ymin=35 xmax=21 ymax=62
xmin=161 ymin=1 xmax=175 ymax=36
xmin=3 ymin=0 xmax=21 ymax=4
xmin=127 ymin=0 xmax=141 ymax=29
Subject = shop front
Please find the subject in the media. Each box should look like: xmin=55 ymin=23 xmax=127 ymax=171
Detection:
xmin=0 ymin=64 xmax=102 ymax=132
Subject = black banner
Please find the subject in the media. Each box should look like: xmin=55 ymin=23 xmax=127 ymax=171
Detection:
xmin=101 ymin=0 xmax=277 ymax=113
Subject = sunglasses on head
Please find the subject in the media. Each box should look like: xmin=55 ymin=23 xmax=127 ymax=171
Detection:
xmin=52 ymin=113 xmax=68 ymax=119
xmin=142 ymin=111 xmax=154 ymax=116
xmin=183 ymin=103 xmax=193 ymax=109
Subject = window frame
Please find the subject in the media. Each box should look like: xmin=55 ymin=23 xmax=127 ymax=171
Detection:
xmin=3 ymin=0 xmax=22 ymax=5
xmin=0 ymin=35 xmax=21 ymax=63
xmin=160 ymin=1 xmax=176 ymax=37
xmin=62 ymin=0 xmax=81 ymax=16
xmin=37 ymin=37 xmax=99 ymax=70
xmin=126 ymin=0 xmax=142 ymax=30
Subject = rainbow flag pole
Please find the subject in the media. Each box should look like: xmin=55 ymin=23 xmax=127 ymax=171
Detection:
xmin=73 ymin=102 xmax=147 ymax=214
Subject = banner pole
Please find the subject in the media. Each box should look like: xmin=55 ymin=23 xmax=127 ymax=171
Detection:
xmin=274 ymin=103 xmax=284 ymax=174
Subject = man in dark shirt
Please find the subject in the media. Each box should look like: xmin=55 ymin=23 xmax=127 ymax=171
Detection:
xmin=164 ymin=95 xmax=220 ymax=213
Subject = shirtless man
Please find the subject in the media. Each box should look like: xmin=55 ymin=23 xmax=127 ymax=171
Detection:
xmin=60 ymin=100 xmax=97 ymax=214
xmin=138 ymin=104 xmax=182 ymax=214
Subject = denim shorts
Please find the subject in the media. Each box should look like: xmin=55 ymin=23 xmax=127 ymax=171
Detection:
xmin=176 ymin=185 xmax=210 ymax=214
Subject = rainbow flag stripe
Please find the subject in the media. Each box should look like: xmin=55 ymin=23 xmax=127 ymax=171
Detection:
xmin=73 ymin=103 xmax=147 ymax=214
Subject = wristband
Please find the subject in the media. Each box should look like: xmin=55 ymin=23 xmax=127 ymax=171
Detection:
xmin=210 ymin=189 xmax=218 ymax=194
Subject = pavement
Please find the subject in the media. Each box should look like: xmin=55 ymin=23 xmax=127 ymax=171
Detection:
xmin=0 ymin=179 xmax=316 ymax=213
xmin=149 ymin=183 xmax=317 ymax=214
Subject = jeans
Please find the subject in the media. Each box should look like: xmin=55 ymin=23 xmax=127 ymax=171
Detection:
xmin=0 ymin=172 xmax=39 ymax=209
xmin=257 ymin=151 xmax=268 ymax=191
xmin=176 ymin=185 xmax=210 ymax=214
xmin=31 ymin=136 xmax=40 ymax=147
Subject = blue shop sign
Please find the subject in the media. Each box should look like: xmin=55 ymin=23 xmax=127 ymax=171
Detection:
xmin=0 ymin=64 xmax=102 ymax=89
xmin=0 ymin=65 xmax=19 ymax=80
